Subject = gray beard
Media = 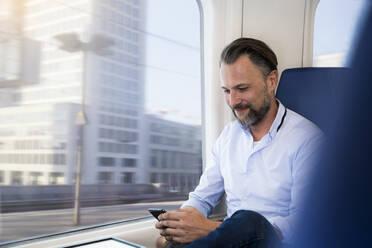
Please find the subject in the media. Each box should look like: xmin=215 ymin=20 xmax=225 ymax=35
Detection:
xmin=233 ymin=95 xmax=271 ymax=129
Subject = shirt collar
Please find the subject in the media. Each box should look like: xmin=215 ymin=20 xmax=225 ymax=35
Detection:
xmin=268 ymin=99 xmax=286 ymax=140
xmin=241 ymin=99 xmax=286 ymax=141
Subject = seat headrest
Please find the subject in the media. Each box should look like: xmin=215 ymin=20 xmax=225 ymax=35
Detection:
xmin=276 ymin=67 xmax=349 ymax=133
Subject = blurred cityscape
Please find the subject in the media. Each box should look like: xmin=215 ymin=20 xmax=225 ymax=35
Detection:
xmin=0 ymin=0 xmax=202 ymax=211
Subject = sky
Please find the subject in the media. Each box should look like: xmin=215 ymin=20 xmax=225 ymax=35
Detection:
xmin=143 ymin=0 xmax=367 ymax=125
xmin=313 ymin=0 xmax=367 ymax=56
xmin=144 ymin=0 xmax=201 ymax=125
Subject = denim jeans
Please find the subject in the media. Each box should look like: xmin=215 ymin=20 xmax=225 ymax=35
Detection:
xmin=166 ymin=210 xmax=281 ymax=248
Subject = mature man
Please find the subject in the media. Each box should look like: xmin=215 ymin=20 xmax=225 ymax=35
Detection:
xmin=156 ymin=38 xmax=323 ymax=247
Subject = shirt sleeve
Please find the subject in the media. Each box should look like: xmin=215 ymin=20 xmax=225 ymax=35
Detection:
xmin=181 ymin=140 xmax=225 ymax=217
xmin=269 ymin=131 xmax=325 ymax=243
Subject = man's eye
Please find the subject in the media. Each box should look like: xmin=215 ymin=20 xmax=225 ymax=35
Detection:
xmin=223 ymin=89 xmax=230 ymax=94
xmin=237 ymin=87 xmax=248 ymax=91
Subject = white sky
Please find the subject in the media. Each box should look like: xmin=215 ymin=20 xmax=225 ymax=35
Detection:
xmin=144 ymin=0 xmax=201 ymax=125
xmin=313 ymin=0 xmax=367 ymax=56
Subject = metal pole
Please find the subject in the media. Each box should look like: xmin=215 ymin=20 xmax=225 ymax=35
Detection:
xmin=53 ymin=33 xmax=112 ymax=225
xmin=73 ymin=131 xmax=82 ymax=225
xmin=74 ymin=50 xmax=87 ymax=226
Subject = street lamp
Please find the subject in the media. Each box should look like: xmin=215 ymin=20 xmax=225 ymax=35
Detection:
xmin=54 ymin=32 xmax=114 ymax=225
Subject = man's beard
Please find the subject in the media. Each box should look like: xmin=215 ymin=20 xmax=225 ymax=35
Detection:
xmin=232 ymin=93 xmax=271 ymax=129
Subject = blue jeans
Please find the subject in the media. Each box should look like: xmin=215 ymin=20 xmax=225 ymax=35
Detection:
xmin=167 ymin=210 xmax=281 ymax=248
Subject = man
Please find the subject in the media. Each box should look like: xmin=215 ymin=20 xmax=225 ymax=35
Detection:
xmin=155 ymin=38 xmax=323 ymax=247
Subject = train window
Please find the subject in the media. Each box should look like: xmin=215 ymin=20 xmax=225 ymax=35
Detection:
xmin=313 ymin=0 xmax=367 ymax=67
xmin=0 ymin=0 xmax=202 ymax=244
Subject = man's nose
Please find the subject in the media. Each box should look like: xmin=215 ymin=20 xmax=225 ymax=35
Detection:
xmin=229 ymin=92 xmax=241 ymax=107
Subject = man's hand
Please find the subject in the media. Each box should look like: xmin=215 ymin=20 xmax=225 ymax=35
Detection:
xmin=155 ymin=206 xmax=221 ymax=244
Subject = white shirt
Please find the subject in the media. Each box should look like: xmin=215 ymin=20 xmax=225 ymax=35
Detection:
xmin=182 ymin=101 xmax=324 ymax=243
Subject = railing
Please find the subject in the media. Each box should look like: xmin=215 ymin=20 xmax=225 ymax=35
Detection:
xmin=0 ymin=183 xmax=189 ymax=213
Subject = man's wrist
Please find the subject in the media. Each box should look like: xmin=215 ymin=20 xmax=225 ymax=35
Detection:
xmin=203 ymin=220 xmax=221 ymax=234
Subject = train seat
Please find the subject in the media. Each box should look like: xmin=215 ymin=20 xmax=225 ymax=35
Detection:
xmin=276 ymin=67 xmax=349 ymax=133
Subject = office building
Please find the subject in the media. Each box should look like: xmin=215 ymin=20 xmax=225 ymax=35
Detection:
xmin=0 ymin=0 xmax=146 ymax=185
xmin=145 ymin=114 xmax=202 ymax=193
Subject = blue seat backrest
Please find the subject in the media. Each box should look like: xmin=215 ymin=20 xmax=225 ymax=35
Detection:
xmin=276 ymin=67 xmax=349 ymax=133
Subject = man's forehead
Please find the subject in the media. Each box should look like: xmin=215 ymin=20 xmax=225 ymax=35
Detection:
xmin=220 ymin=57 xmax=267 ymax=88
xmin=219 ymin=66 xmax=253 ymax=88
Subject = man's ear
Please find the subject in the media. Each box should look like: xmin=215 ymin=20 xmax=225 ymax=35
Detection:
xmin=266 ymin=70 xmax=279 ymax=94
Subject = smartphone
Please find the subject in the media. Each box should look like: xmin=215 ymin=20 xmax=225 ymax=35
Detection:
xmin=148 ymin=208 xmax=167 ymax=220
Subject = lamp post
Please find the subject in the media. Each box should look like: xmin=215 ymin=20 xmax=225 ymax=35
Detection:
xmin=54 ymin=32 xmax=113 ymax=225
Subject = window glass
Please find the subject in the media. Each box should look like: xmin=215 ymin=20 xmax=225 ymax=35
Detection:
xmin=313 ymin=0 xmax=367 ymax=67
xmin=0 ymin=0 xmax=201 ymax=243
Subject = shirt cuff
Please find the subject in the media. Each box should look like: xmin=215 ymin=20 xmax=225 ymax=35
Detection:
xmin=181 ymin=196 xmax=212 ymax=217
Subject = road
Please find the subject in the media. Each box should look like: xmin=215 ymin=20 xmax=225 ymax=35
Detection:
xmin=0 ymin=200 xmax=183 ymax=244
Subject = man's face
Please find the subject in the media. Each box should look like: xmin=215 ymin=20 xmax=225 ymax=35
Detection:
xmin=220 ymin=55 xmax=276 ymax=128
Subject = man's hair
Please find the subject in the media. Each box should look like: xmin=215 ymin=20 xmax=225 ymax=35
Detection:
xmin=220 ymin=37 xmax=278 ymax=77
